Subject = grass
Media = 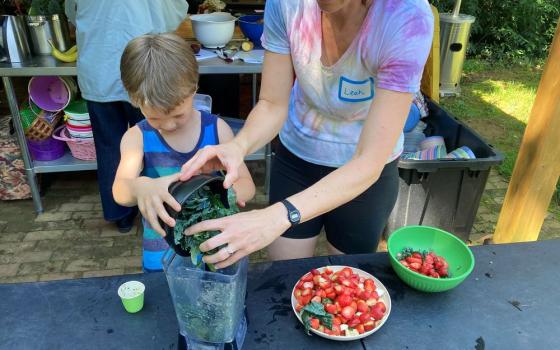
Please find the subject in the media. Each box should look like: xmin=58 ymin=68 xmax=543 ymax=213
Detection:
xmin=439 ymin=59 xmax=541 ymax=178
xmin=438 ymin=58 xmax=560 ymax=212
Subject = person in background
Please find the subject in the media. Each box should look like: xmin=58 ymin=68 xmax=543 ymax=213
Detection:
xmin=113 ymin=33 xmax=255 ymax=271
xmin=65 ymin=0 xmax=188 ymax=232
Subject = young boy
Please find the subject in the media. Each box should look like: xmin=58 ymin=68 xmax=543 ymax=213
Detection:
xmin=112 ymin=33 xmax=256 ymax=271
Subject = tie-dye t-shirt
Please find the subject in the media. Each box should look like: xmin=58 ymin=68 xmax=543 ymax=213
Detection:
xmin=261 ymin=0 xmax=434 ymax=167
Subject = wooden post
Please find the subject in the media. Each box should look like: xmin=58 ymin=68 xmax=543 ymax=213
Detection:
xmin=493 ymin=19 xmax=560 ymax=243
xmin=421 ymin=5 xmax=440 ymax=102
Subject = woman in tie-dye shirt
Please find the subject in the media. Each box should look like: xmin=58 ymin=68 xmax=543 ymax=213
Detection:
xmin=180 ymin=0 xmax=434 ymax=269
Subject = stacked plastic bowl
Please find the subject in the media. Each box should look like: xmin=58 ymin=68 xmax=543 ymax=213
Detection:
xmin=64 ymin=100 xmax=93 ymax=139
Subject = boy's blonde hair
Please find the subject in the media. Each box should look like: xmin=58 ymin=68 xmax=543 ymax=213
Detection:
xmin=121 ymin=33 xmax=198 ymax=113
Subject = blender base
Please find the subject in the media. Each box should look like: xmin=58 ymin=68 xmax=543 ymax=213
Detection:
xmin=178 ymin=311 xmax=248 ymax=350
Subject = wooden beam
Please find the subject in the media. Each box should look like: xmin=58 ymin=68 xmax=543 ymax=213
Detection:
xmin=421 ymin=5 xmax=440 ymax=103
xmin=493 ymin=18 xmax=560 ymax=243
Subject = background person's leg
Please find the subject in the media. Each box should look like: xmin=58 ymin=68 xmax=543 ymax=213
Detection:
xmin=87 ymin=101 xmax=136 ymax=230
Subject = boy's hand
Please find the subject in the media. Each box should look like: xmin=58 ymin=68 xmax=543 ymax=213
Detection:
xmin=134 ymin=174 xmax=182 ymax=236
xmin=179 ymin=141 xmax=246 ymax=189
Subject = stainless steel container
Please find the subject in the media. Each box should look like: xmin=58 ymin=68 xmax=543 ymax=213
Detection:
xmin=439 ymin=13 xmax=475 ymax=97
xmin=26 ymin=14 xmax=71 ymax=55
xmin=0 ymin=15 xmax=32 ymax=63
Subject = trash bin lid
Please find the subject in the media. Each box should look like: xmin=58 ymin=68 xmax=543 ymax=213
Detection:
xmin=439 ymin=13 xmax=476 ymax=24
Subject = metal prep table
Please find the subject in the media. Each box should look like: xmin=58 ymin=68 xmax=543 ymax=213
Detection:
xmin=0 ymin=55 xmax=268 ymax=213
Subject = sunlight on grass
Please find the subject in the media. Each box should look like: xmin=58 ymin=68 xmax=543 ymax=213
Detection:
xmin=439 ymin=58 xmax=559 ymax=211
xmin=471 ymin=80 xmax=537 ymax=124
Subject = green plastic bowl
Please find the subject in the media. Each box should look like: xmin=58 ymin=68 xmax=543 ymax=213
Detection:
xmin=387 ymin=226 xmax=475 ymax=292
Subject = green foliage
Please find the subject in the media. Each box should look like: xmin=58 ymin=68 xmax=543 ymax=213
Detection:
xmin=174 ymin=186 xmax=239 ymax=271
xmin=30 ymin=0 xmax=64 ymax=15
xmin=300 ymin=302 xmax=333 ymax=335
xmin=432 ymin=0 xmax=559 ymax=61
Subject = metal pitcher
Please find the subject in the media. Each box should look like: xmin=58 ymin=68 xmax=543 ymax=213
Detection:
xmin=26 ymin=14 xmax=71 ymax=55
xmin=0 ymin=15 xmax=32 ymax=63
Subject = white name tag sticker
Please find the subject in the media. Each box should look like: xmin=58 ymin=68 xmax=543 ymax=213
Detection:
xmin=338 ymin=76 xmax=374 ymax=102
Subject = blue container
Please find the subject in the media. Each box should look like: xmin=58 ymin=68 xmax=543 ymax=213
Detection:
xmin=238 ymin=15 xmax=264 ymax=47
xmin=404 ymin=103 xmax=421 ymax=132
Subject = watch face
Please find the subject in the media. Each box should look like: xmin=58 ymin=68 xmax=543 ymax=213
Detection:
xmin=289 ymin=211 xmax=301 ymax=223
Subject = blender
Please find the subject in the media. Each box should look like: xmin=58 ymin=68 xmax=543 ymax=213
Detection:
xmin=161 ymin=175 xmax=249 ymax=350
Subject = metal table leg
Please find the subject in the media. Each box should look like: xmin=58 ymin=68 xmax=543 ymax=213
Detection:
xmin=3 ymin=76 xmax=43 ymax=213
xmin=251 ymin=73 xmax=271 ymax=197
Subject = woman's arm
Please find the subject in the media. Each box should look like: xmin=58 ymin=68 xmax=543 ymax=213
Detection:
xmin=185 ymin=88 xmax=412 ymax=269
xmin=216 ymin=118 xmax=256 ymax=204
xmin=180 ymin=51 xmax=294 ymax=187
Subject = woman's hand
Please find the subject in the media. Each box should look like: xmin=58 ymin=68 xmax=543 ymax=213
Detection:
xmin=133 ymin=174 xmax=181 ymax=236
xmin=183 ymin=203 xmax=291 ymax=269
xmin=179 ymin=140 xmax=246 ymax=189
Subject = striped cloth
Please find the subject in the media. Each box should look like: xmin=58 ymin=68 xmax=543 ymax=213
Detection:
xmin=137 ymin=111 xmax=219 ymax=271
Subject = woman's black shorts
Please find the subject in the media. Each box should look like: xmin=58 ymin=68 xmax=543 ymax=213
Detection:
xmin=269 ymin=141 xmax=399 ymax=254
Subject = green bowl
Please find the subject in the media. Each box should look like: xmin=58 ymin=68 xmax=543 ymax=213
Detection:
xmin=387 ymin=226 xmax=475 ymax=292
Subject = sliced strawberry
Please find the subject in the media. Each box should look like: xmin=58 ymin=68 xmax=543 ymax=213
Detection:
xmin=374 ymin=301 xmax=386 ymax=313
xmin=363 ymin=320 xmax=375 ymax=332
xmin=331 ymin=324 xmax=342 ymax=336
xmin=310 ymin=318 xmax=320 ymax=329
xmin=302 ymin=281 xmax=314 ymax=290
xmin=359 ymin=312 xmax=372 ymax=323
xmin=311 ymin=269 xmax=321 ymax=276
xmin=294 ymin=289 xmax=302 ymax=297
xmin=341 ymin=306 xmax=356 ymax=320
xmin=356 ymin=324 xmax=365 ymax=334
xmin=295 ymin=303 xmax=304 ymax=312
xmin=371 ymin=306 xmax=384 ymax=320
xmin=301 ymin=272 xmax=313 ymax=282
xmin=324 ymin=267 xmax=334 ymax=275
xmin=400 ymin=260 xmax=410 ymax=267
xmin=357 ymin=300 xmax=369 ymax=313
xmin=337 ymin=294 xmax=352 ymax=307
xmin=412 ymin=252 xmax=422 ymax=259
xmin=341 ymin=267 xmax=353 ymax=278
xmin=347 ymin=317 xmax=361 ymax=328
xmin=325 ymin=303 xmax=337 ymax=315
xmin=332 ymin=316 xmax=342 ymax=326
xmin=334 ymin=285 xmax=345 ymax=295
xmin=311 ymin=295 xmax=322 ymax=303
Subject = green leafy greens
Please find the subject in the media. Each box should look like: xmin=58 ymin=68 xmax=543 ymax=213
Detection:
xmin=299 ymin=301 xmax=333 ymax=335
xmin=173 ymin=185 xmax=239 ymax=271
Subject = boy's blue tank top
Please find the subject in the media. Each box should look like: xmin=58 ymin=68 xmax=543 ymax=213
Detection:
xmin=137 ymin=111 xmax=219 ymax=271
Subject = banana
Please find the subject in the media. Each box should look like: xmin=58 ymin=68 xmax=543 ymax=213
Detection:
xmin=48 ymin=40 xmax=78 ymax=63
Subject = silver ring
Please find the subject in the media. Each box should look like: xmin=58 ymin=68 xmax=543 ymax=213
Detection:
xmin=225 ymin=245 xmax=235 ymax=256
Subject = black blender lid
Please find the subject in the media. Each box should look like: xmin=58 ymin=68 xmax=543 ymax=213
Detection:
xmin=161 ymin=174 xmax=228 ymax=256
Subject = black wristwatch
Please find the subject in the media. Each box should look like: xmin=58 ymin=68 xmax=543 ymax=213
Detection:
xmin=280 ymin=199 xmax=301 ymax=227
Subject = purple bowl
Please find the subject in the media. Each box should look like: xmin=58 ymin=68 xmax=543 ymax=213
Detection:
xmin=27 ymin=137 xmax=65 ymax=161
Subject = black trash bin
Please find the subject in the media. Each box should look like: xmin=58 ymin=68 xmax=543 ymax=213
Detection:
xmin=386 ymin=100 xmax=504 ymax=241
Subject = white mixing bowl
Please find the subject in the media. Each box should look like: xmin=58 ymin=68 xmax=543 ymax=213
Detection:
xmin=190 ymin=12 xmax=236 ymax=48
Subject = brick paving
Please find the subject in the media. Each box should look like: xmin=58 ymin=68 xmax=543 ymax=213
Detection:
xmin=0 ymin=163 xmax=559 ymax=284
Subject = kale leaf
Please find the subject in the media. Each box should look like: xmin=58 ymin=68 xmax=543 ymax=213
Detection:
xmin=173 ymin=186 xmax=239 ymax=271
xmin=299 ymin=301 xmax=333 ymax=335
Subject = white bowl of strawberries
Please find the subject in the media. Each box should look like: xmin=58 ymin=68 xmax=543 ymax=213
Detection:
xmin=291 ymin=265 xmax=391 ymax=341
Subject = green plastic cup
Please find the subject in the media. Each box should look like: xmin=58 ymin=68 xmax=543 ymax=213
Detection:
xmin=117 ymin=281 xmax=145 ymax=313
